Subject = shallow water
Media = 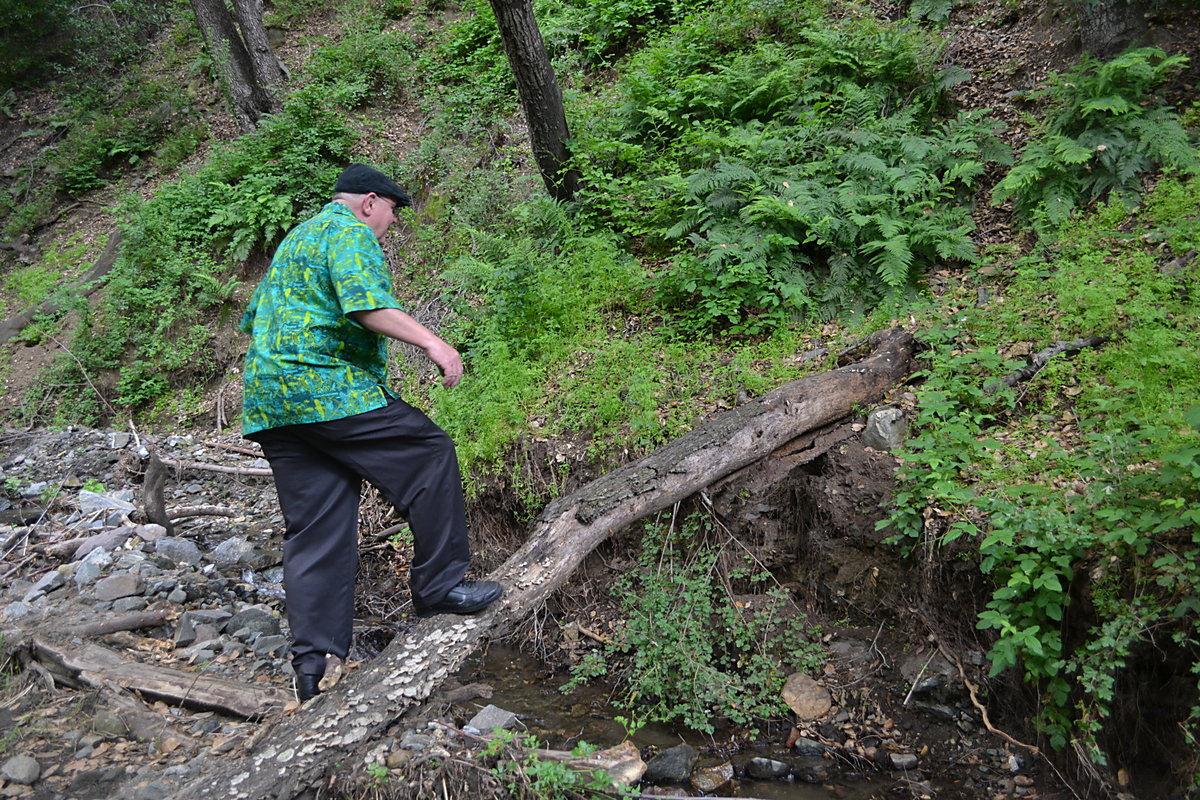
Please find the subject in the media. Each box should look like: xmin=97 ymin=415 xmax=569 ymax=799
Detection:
xmin=454 ymin=644 xmax=890 ymax=800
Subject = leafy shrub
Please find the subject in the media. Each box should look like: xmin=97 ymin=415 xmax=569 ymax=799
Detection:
xmin=882 ymin=179 xmax=1200 ymax=782
xmin=992 ymin=47 xmax=1199 ymax=231
xmin=563 ymin=512 xmax=823 ymax=733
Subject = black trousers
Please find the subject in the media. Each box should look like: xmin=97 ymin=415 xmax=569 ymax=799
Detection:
xmin=249 ymin=398 xmax=471 ymax=675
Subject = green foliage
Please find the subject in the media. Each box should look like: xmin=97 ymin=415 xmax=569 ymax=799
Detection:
xmin=992 ymin=47 xmax=1199 ymax=231
xmin=484 ymin=730 xmax=634 ymax=800
xmin=572 ymin=4 xmax=1007 ymax=331
xmin=882 ymin=178 xmax=1200 ymax=777
xmin=563 ymin=512 xmax=823 ymax=733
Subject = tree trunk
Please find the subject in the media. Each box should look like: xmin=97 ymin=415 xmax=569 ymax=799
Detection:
xmin=153 ymin=328 xmax=915 ymax=800
xmin=1077 ymin=0 xmax=1149 ymax=59
xmin=231 ymin=0 xmax=286 ymax=99
xmin=488 ymin=0 xmax=581 ymax=202
xmin=190 ymin=0 xmax=278 ymax=132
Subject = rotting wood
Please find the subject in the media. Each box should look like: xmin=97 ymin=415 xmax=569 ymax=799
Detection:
xmin=29 ymin=637 xmax=292 ymax=719
xmin=151 ymin=328 xmax=916 ymax=800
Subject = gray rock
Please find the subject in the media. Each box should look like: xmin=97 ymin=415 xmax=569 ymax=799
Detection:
xmin=1 ymin=754 xmax=41 ymax=784
xmin=93 ymin=572 xmax=145 ymax=601
xmin=2 ymin=601 xmax=31 ymax=619
xmin=745 ymin=757 xmax=790 ymax=779
xmin=21 ymin=481 xmax=49 ymax=499
xmin=93 ymin=708 xmax=130 ymax=737
xmin=75 ymin=527 xmax=137 ymax=559
xmin=23 ymin=569 xmax=65 ymax=601
xmin=226 ymin=606 xmax=280 ymax=638
xmin=252 ymin=634 xmax=289 ymax=657
xmin=400 ymin=733 xmax=433 ymax=751
xmin=74 ymin=559 xmax=105 ymax=587
xmin=167 ymin=587 xmax=188 ymax=603
xmin=209 ymin=536 xmax=257 ymax=566
xmin=113 ymin=596 xmax=149 ymax=613
xmin=862 ymin=407 xmax=907 ymax=451
xmin=889 ymin=752 xmax=919 ymax=771
xmin=156 ymin=538 xmax=203 ymax=566
xmin=792 ymin=736 xmax=828 ymax=756
xmin=5 ymin=578 xmax=32 ymax=599
xmin=791 ymin=755 xmax=834 ymax=783
xmin=68 ymin=765 xmax=127 ymax=795
xmin=135 ymin=524 xmax=168 ymax=543
xmin=643 ymin=743 xmax=698 ymax=783
xmin=174 ymin=609 xmax=231 ymax=646
xmin=131 ymin=780 xmax=172 ymax=800
xmin=106 ymin=432 xmax=132 ymax=449
xmin=691 ymin=762 xmax=734 ymax=793
xmin=466 ymin=704 xmax=519 ymax=733
xmin=79 ymin=489 xmax=136 ymax=517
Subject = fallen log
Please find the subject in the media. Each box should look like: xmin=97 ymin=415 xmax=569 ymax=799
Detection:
xmin=158 ymin=328 xmax=916 ymax=799
xmin=29 ymin=637 xmax=292 ymax=719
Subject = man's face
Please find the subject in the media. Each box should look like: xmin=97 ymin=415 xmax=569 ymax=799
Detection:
xmin=363 ymin=193 xmax=398 ymax=240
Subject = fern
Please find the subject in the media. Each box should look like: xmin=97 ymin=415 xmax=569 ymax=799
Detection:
xmin=993 ymin=47 xmax=1199 ymax=231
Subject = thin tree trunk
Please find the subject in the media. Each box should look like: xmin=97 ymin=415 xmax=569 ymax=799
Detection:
xmin=151 ymin=328 xmax=916 ymax=800
xmin=488 ymin=0 xmax=580 ymax=201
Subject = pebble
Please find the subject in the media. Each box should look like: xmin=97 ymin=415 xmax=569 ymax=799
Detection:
xmin=1 ymin=755 xmax=41 ymax=785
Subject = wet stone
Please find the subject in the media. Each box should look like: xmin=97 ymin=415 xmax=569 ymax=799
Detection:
xmin=643 ymin=744 xmax=698 ymax=783
xmin=792 ymin=736 xmax=828 ymax=756
xmin=465 ymin=704 xmax=519 ymax=733
xmin=691 ymin=762 xmax=734 ymax=793
xmin=791 ymin=756 xmax=834 ymax=783
xmin=746 ymin=757 xmax=790 ymax=779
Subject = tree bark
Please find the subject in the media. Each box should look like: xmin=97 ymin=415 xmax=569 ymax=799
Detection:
xmin=153 ymin=328 xmax=915 ymax=800
xmin=487 ymin=0 xmax=581 ymax=201
xmin=1077 ymin=0 xmax=1150 ymax=59
xmin=190 ymin=0 xmax=279 ymax=132
xmin=231 ymin=0 xmax=286 ymax=97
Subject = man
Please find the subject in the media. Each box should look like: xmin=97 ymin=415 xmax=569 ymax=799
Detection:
xmin=240 ymin=163 xmax=502 ymax=704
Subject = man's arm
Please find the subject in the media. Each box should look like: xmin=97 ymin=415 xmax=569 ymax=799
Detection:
xmin=350 ymin=308 xmax=463 ymax=389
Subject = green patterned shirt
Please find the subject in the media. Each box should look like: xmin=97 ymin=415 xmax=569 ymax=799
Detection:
xmin=240 ymin=202 xmax=403 ymax=435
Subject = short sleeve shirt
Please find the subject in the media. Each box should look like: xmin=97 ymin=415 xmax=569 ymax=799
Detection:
xmin=240 ymin=202 xmax=403 ymax=435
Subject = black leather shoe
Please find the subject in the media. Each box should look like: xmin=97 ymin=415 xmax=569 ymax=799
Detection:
xmin=415 ymin=580 xmax=503 ymax=618
xmin=295 ymin=673 xmax=323 ymax=703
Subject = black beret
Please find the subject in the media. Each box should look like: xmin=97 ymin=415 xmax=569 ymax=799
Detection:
xmin=333 ymin=163 xmax=411 ymax=208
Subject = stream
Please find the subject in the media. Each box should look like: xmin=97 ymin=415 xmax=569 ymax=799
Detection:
xmin=454 ymin=643 xmax=894 ymax=800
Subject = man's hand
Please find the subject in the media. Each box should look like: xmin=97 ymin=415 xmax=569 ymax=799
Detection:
xmin=350 ymin=308 xmax=464 ymax=389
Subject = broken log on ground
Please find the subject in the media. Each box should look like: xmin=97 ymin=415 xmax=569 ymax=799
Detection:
xmin=26 ymin=636 xmax=292 ymax=718
xmin=154 ymin=327 xmax=916 ymax=799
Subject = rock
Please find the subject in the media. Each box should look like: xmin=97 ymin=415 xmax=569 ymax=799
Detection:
xmin=400 ymin=733 xmax=433 ymax=751
xmin=465 ymin=704 xmax=519 ymax=733
xmin=23 ymin=569 xmax=65 ymax=602
xmin=861 ymin=407 xmax=907 ymax=450
xmin=131 ymin=779 xmax=173 ymax=800
xmin=745 ymin=757 xmax=790 ymax=779
xmin=167 ymin=586 xmax=188 ymax=603
xmin=74 ymin=547 xmax=114 ymax=587
xmin=174 ymin=609 xmax=232 ymax=646
xmin=1 ymin=754 xmax=40 ymax=785
xmin=226 ymin=606 xmax=280 ymax=637
xmin=93 ymin=708 xmax=130 ymax=737
xmin=208 ymin=536 xmax=258 ymax=566
xmin=252 ymin=634 xmax=289 ymax=657
xmin=156 ymin=538 xmax=203 ymax=566
xmin=112 ymin=596 xmax=149 ymax=613
xmin=68 ymin=765 xmax=127 ymax=795
xmin=78 ymin=489 xmax=136 ymax=517
xmin=93 ymin=572 xmax=145 ymax=601
xmin=106 ymin=432 xmax=132 ymax=449
xmin=792 ymin=736 xmax=828 ymax=756
xmin=2 ymin=601 xmax=31 ymax=619
xmin=888 ymin=752 xmax=919 ymax=771
xmin=782 ymin=672 xmax=832 ymax=720
xmin=792 ymin=755 xmax=834 ymax=783
xmin=21 ymin=481 xmax=49 ymax=499
xmin=643 ymin=743 xmax=698 ymax=783
xmin=74 ymin=527 xmax=137 ymax=559
xmin=690 ymin=761 xmax=733 ymax=793
xmin=135 ymin=524 xmax=167 ymax=543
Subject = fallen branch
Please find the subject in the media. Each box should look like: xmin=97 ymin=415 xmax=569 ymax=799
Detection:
xmin=166 ymin=505 xmax=239 ymax=521
xmin=986 ymin=335 xmax=1109 ymax=394
xmin=158 ymin=456 xmax=273 ymax=477
xmin=155 ymin=328 xmax=915 ymax=799
xmin=29 ymin=636 xmax=292 ymax=719
xmin=68 ymin=608 xmax=175 ymax=637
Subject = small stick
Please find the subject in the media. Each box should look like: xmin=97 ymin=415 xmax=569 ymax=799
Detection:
xmin=166 ymin=505 xmax=239 ymax=521
xmin=70 ymin=608 xmax=175 ymax=637
xmin=158 ymin=457 xmax=272 ymax=476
